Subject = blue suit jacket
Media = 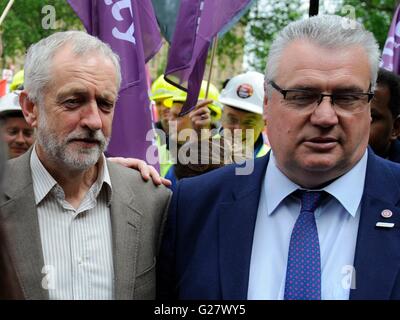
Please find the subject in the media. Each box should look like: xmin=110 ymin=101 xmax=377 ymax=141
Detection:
xmin=157 ymin=150 xmax=400 ymax=300
xmin=388 ymin=139 xmax=400 ymax=164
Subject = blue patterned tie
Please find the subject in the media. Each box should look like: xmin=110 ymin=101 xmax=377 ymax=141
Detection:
xmin=284 ymin=190 xmax=325 ymax=300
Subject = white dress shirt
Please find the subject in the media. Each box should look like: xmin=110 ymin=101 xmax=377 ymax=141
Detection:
xmin=247 ymin=150 xmax=367 ymax=300
xmin=31 ymin=148 xmax=114 ymax=300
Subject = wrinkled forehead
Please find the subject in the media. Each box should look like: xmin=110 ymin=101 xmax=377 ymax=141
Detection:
xmin=47 ymin=46 xmax=119 ymax=96
xmin=51 ymin=44 xmax=117 ymax=79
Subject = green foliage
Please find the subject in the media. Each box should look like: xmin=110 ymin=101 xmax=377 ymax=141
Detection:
xmin=244 ymin=0 xmax=304 ymax=72
xmin=0 ymin=0 xmax=399 ymax=74
xmin=0 ymin=0 xmax=82 ymax=66
xmin=215 ymin=0 xmax=398 ymax=72
xmin=216 ymin=13 xmax=248 ymax=70
xmin=216 ymin=0 xmax=304 ymax=73
xmin=337 ymin=0 xmax=397 ymax=49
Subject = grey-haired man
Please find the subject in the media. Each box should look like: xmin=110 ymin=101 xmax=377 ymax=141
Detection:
xmin=1 ymin=31 xmax=171 ymax=300
xmin=158 ymin=15 xmax=400 ymax=300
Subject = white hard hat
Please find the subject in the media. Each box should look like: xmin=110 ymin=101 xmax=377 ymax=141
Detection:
xmin=219 ymin=71 xmax=264 ymax=115
xmin=0 ymin=91 xmax=22 ymax=117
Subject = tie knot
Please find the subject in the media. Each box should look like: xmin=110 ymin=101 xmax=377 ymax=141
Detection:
xmin=296 ymin=190 xmax=325 ymax=213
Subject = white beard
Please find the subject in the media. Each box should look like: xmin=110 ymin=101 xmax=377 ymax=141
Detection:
xmin=36 ymin=114 xmax=109 ymax=171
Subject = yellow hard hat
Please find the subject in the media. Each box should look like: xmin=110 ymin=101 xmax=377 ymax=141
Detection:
xmin=10 ymin=70 xmax=24 ymax=92
xmin=150 ymin=74 xmax=183 ymax=102
xmin=164 ymin=81 xmax=222 ymax=121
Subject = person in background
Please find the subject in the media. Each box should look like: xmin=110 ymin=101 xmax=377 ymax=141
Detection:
xmin=150 ymin=74 xmax=179 ymax=135
xmin=158 ymin=15 xmax=400 ymax=300
xmin=170 ymin=73 xmax=270 ymax=183
xmin=150 ymin=75 xmax=184 ymax=177
xmin=0 ymin=90 xmax=35 ymax=159
xmin=369 ymin=68 xmax=400 ymax=162
xmin=163 ymin=81 xmax=222 ymax=190
xmin=219 ymin=71 xmax=270 ymax=159
xmin=9 ymin=70 xmax=24 ymax=92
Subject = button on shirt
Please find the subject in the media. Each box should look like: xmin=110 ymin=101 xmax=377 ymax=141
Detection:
xmin=31 ymin=148 xmax=114 ymax=300
xmin=247 ymin=150 xmax=367 ymax=300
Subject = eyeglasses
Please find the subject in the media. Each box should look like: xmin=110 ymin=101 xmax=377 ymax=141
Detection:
xmin=268 ymin=80 xmax=374 ymax=114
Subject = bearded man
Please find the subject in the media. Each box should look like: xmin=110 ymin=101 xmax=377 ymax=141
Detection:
xmin=0 ymin=31 xmax=171 ymax=300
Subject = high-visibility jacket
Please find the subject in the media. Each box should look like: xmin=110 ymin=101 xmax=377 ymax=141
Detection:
xmin=156 ymin=134 xmax=174 ymax=178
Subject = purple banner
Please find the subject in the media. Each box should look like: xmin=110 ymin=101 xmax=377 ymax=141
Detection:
xmin=68 ymin=0 xmax=162 ymax=159
xmin=165 ymin=0 xmax=253 ymax=115
xmin=380 ymin=5 xmax=400 ymax=75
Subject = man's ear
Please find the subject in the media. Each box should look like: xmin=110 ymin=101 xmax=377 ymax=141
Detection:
xmin=391 ymin=115 xmax=400 ymax=141
xmin=19 ymin=91 xmax=38 ymax=128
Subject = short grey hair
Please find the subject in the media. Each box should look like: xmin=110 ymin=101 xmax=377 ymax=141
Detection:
xmin=265 ymin=15 xmax=380 ymax=94
xmin=24 ymin=31 xmax=121 ymax=104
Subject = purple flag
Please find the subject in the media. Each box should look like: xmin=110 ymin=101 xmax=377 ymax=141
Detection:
xmin=380 ymin=5 xmax=400 ymax=75
xmin=165 ymin=0 xmax=253 ymax=115
xmin=68 ymin=0 xmax=162 ymax=159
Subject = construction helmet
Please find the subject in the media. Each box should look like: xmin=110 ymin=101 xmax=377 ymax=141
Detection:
xmin=164 ymin=81 xmax=222 ymax=121
xmin=150 ymin=74 xmax=183 ymax=103
xmin=219 ymin=71 xmax=264 ymax=115
xmin=9 ymin=70 xmax=24 ymax=92
xmin=0 ymin=91 xmax=22 ymax=117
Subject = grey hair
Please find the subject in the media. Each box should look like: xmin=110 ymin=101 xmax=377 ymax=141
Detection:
xmin=265 ymin=15 xmax=380 ymax=95
xmin=24 ymin=31 xmax=121 ymax=104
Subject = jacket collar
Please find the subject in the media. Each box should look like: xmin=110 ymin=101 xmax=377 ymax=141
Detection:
xmin=350 ymin=150 xmax=400 ymax=299
xmin=1 ymin=148 xmax=48 ymax=299
xmin=218 ymin=150 xmax=400 ymax=300
xmin=218 ymin=154 xmax=270 ymax=299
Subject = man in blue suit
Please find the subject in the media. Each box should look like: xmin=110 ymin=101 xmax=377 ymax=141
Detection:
xmin=157 ymin=14 xmax=400 ymax=300
xmin=369 ymin=68 xmax=400 ymax=163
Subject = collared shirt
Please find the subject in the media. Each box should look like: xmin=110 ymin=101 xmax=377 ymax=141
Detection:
xmin=31 ymin=147 xmax=114 ymax=300
xmin=248 ymin=150 xmax=367 ymax=300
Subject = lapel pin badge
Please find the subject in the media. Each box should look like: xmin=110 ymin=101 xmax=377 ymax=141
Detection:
xmin=381 ymin=209 xmax=393 ymax=219
xmin=376 ymin=222 xmax=395 ymax=228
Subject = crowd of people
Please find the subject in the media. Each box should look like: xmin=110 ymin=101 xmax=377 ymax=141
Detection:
xmin=1 ymin=13 xmax=400 ymax=300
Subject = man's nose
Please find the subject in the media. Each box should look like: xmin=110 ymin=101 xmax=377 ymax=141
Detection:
xmin=15 ymin=131 xmax=26 ymax=144
xmin=310 ymin=96 xmax=339 ymax=128
xmin=80 ymin=102 xmax=102 ymax=131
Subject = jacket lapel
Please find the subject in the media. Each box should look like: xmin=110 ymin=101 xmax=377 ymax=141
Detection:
xmin=0 ymin=150 xmax=47 ymax=299
xmin=218 ymin=155 xmax=269 ymax=299
xmin=108 ymin=162 xmax=142 ymax=300
xmin=351 ymin=152 xmax=400 ymax=299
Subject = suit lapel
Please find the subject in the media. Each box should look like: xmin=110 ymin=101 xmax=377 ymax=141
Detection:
xmin=218 ymin=155 xmax=269 ymax=299
xmin=351 ymin=152 xmax=400 ymax=299
xmin=108 ymin=162 xmax=142 ymax=300
xmin=1 ymin=151 xmax=47 ymax=299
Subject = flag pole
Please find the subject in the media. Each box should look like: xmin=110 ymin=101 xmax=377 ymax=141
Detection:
xmin=205 ymin=35 xmax=219 ymax=99
xmin=309 ymin=0 xmax=319 ymax=17
xmin=0 ymin=0 xmax=15 ymax=27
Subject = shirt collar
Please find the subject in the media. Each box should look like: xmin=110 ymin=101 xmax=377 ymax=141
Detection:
xmin=30 ymin=146 xmax=112 ymax=205
xmin=264 ymin=149 xmax=368 ymax=217
xmin=95 ymin=155 xmax=113 ymax=206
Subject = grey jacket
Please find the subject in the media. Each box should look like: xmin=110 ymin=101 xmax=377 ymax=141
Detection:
xmin=0 ymin=150 xmax=171 ymax=300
